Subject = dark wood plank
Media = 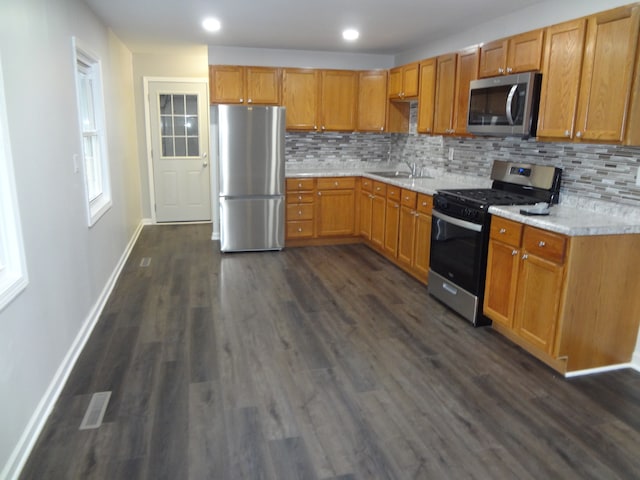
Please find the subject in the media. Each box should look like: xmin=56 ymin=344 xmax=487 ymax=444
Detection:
xmin=19 ymin=224 xmax=640 ymax=480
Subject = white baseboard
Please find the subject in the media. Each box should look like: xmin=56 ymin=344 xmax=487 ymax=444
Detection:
xmin=2 ymin=220 xmax=145 ymax=480
xmin=564 ymin=362 xmax=636 ymax=378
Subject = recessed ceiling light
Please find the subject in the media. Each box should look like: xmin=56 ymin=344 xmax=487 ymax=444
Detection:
xmin=342 ymin=29 xmax=359 ymax=41
xmin=202 ymin=17 xmax=221 ymax=32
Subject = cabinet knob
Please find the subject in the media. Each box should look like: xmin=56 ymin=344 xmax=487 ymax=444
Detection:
xmin=538 ymin=240 xmax=546 ymax=247
xmin=247 ymin=98 xmax=253 ymax=104
xmin=298 ymin=227 xmax=303 ymax=232
xmin=564 ymin=130 xmax=570 ymax=137
xmin=334 ymin=181 xmax=339 ymax=186
xmin=297 ymin=195 xmax=302 ymax=200
xmin=522 ymin=254 xmax=529 ymax=260
xmin=395 ymin=204 xmax=399 ymax=209
xmin=506 ymin=67 xmax=513 ymax=73
xmin=318 ymin=192 xmax=322 ymax=196
xmin=576 ymin=131 xmax=582 ymax=138
xmin=380 ymin=127 xmax=384 ymax=131
xmin=426 ymin=128 xmax=431 ymax=133
xmin=298 ymin=210 xmax=302 ymax=215
xmin=321 ymin=125 xmax=326 ymax=131
xmin=313 ymin=125 xmax=318 ymax=130
xmin=422 ymin=202 xmax=427 ymax=206
xmin=239 ymin=98 xmax=244 ymax=103
xmin=512 ymin=249 xmax=518 ymax=256
xmin=499 ymin=228 xmax=506 ymax=234
xmin=498 ymin=68 xmax=504 ymax=74
xmin=297 ymin=183 xmax=303 ymax=188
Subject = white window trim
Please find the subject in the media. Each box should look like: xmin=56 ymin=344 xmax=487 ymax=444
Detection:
xmin=72 ymin=37 xmax=112 ymax=226
xmin=0 ymin=53 xmax=28 ymax=311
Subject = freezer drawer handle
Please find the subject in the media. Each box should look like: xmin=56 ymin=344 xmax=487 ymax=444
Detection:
xmin=442 ymin=282 xmax=458 ymax=295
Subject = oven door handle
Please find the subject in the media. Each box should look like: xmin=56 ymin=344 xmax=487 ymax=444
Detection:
xmin=433 ymin=210 xmax=483 ymax=232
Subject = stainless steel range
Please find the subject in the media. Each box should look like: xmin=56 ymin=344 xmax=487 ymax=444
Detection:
xmin=428 ymin=160 xmax=562 ymax=326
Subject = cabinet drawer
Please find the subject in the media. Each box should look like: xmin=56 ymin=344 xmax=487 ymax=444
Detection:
xmin=286 ymin=204 xmax=313 ymax=220
xmin=316 ymin=177 xmax=356 ymax=190
xmin=387 ymin=185 xmax=400 ymax=200
xmin=287 ymin=192 xmax=315 ymax=204
xmin=361 ymin=177 xmax=373 ymax=193
xmin=287 ymin=221 xmax=314 ymax=238
xmin=401 ymin=189 xmax=417 ymax=208
xmin=416 ymin=194 xmax=433 ymax=214
xmin=286 ymin=178 xmax=315 ymax=191
xmin=490 ymin=216 xmax=523 ymax=247
xmin=523 ymin=226 xmax=566 ymax=263
xmin=372 ymin=181 xmax=387 ymax=196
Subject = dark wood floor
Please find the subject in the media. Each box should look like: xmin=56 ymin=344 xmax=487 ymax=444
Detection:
xmin=20 ymin=224 xmax=640 ymax=479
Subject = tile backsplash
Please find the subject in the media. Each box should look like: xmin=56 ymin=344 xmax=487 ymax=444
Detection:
xmin=285 ymin=115 xmax=640 ymax=208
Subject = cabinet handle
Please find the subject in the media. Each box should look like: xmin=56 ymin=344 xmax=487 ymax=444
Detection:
xmin=499 ymin=228 xmax=506 ymax=234
xmin=538 ymin=240 xmax=546 ymax=247
xmin=522 ymin=254 xmax=529 ymax=260
xmin=512 ymin=249 xmax=518 ymax=256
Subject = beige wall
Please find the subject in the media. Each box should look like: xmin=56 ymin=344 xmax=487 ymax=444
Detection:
xmin=131 ymin=48 xmax=209 ymax=218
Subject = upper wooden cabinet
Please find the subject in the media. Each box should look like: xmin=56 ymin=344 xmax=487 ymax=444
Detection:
xmin=478 ymin=29 xmax=544 ymax=78
xmin=433 ymin=53 xmax=457 ymax=135
xmin=319 ymin=70 xmax=358 ymax=131
xmin=209 ymin=65 xmax=281 ymax=105
xmin=417 ymin=58 xmax=437 ymax=134
xmin=452 ymin=47 xmax=479 ymax=135
xmin=538 ymin=5 xmax=640 ymax=144
xmin=357 ymin=70 xmax=388 ymax=132
xmin=432 ymin=48 xmax=478 ymax=136
xmin=282 ymin=68 xmax=320 ymax=130
xmin=282 ymin=69 xmax=357 ymax=132
xmin=388 ymin=62 xmax=420 ymax=99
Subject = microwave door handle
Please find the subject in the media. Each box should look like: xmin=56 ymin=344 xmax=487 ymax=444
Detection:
xmin=505 ymin=84 xmax=518 ymax=125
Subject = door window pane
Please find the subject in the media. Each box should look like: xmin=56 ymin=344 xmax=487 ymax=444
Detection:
xmin=158 ymin=93 xmax=199 ymax=158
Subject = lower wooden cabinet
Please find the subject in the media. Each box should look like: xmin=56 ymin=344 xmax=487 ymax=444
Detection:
xmin=384 ymin=185 xmax=401 ymax=256
xmin=316 ymin=177 xmax=356 ymax=237
xmin=285 ymin=178 xmax=315 ymax=239
xmin=484 ymin=215 xmax=640 ymax=374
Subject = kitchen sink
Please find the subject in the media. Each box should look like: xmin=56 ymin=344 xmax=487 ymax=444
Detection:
xmin=367 ymin=171 xmax=433 ymax=179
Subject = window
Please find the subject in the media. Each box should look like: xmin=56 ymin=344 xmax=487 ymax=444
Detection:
xmin=73 ymin=38 xmax=111 ymax=226
xmin=0 ymin=54 xmax=28 ymax=311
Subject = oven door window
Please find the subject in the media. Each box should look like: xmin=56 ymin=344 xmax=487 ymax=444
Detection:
xmin=430 ymin=215 xmax=484 ymax=294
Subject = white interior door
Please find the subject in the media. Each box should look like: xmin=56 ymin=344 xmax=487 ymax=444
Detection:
xmin=148 ymin=80 xmax=211 ymax=222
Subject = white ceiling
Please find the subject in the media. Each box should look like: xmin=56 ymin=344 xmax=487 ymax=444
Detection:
xmin=83 ymin=0 xmax=550 ymax=55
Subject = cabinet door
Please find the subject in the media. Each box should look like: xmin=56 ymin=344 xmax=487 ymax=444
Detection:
xmin=371 ymin=194 xmax=386 ymax=249
xmin=282 ymin=69 xmax=319 ymax=131
xmin=357 ymin=70 xmax=387 ymax=132
xmin=417 ymin=58 xmax=437 ymax=134
xmin=453 ymin=47 xmax=479 ymax=135
xmin=397 ymin=206 xmax=416 ymax=265
xmin=402 ymin=62 xmax=420 ymax=98
xmin=245 ymin=67 xmax=281 ymax=105
xmin=575 ymin=5 xmax=640 ymax=142
xmin=209 ymin=65 xmax=245 ymax=104
xmin=359 ymin=190 xmax=373 ymax=238
xmin=316 ymin=189 xmax=356 ymax=236
xmin=433 ymin=54 xmax=457 ymax=135
xmin=384 ymin=199 xmax=400 ymax=257
xmin=479 ymin=39 xmax=507 ymax=78
xmin=388 ymin=67 xmax=403 ymax=98
xmin=507 ymin=29 xmax=544 ymax=74
xmin=537 ymin=19 xmax=587 ymax=140
xmin=514 ymin=253 xmax=564 ymax=353
xmin=484 ymin=240 xmax=520 ymax=328
xmin=320 ymin=70 xmax=358 ymax=131
xmin=413 ymin=212 xmax=431 ymax=281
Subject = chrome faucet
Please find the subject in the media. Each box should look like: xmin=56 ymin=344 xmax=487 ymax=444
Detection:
xmin=404 ymin=160 xmax=419 ymax=177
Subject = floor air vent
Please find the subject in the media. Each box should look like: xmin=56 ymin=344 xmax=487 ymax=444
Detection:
xmin=79 ymin=391 xmax=111 ymax=430
xmin=140 ymin=257 xmax=151 ymax=267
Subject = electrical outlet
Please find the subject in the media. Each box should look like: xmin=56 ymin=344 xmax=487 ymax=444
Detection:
xmin=448 ymin=148 xmax=454 ymax=161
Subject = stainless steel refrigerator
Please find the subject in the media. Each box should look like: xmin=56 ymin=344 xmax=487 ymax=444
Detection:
xmin=215 ymin=105 xmax=285 ymax=252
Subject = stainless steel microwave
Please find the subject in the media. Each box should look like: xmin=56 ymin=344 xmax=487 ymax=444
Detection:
xmin=467 ymin=72 xmax=542 ymax=138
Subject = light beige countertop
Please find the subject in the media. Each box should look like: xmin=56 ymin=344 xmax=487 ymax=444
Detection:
xmin=488 ymin=202 xmax=640 ymax=236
